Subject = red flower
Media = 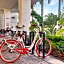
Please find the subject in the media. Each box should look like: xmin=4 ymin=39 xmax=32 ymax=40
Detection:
xmin=32 ymin=24 xmax=36 ymax=26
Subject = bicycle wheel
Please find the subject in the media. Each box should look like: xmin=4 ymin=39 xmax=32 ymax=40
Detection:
xmin=1 ymin=41 xmax=8 ymax=52
xmin=35 ymin=38 xmax=52 ymax=57
xmin=0 ymin=34 xmax=8 ymax=52
xmin=0 ymin=39 xmax=22 ymax=63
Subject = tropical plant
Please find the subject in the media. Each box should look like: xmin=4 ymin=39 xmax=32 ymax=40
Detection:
xmin=44 ymin=28 xmax=57 ymax=36
xmin=31 ymin=0 xmax=52 ymax=32
xmin=29 ymin=19 xmax=38 ymax=31
xmin=31 ymin=10 xmax=43 ymax=23
xmin=44 ymin=29 xmax=51 ymax=35
xmin=52 ymin=42 xmax=64 ymax=53
xmin=29 ymin=10 xmax=43 ymax=31
xmin=56 ymin=28 xmax=64 ymax=36
xmin=44 ymin=13 xmax=58 ymax=35
xmin=58 ymin=18 xmax=64 ymax=25
xmin=46 ymin=35 xmax=64 ymax=42
xmin=46 ymin=35 xmax=64 ymax=53
xmin=40 ymin=0 xmax=51 ymax=29
xmin=56 ymin=18 xmax=64 ymax=36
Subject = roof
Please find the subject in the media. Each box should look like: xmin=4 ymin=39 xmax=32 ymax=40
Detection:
xmin=0 ymin=0 xmax=40 ymax=12
xmin=0 ymin=0 xmax=17 ymax=10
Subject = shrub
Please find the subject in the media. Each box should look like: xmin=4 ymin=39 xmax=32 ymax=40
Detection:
xmin=46 ymin=36 xmax=64 ymax=42
xmin=46 ymin=36 xmax=64 ymax=53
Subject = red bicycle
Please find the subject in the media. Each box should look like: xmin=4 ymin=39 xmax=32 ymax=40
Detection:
xmin=0 ymin=30 xmax=28 ymax=63
xmin=0 ymin=24 xmax=52 ymax=63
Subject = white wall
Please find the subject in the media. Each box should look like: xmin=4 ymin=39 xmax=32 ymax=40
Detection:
xmin=10 ymin=13 xmax=17 ymax=31
xmin=0 ymin=10 xmax=18 ymax=30
xmin=0 ymin=0 xmax=31 ymax=33
xmin=4 ymin=9 xmax=11 ymax=30
xmin=0 ymin=11 xmax=4 ymax=29
xmin=22 ymin=0 xmax=31 ymax=34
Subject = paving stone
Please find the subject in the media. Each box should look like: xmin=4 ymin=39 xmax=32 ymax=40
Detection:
xmin=0 ymin=54 xmax=49 ymax=64
xmin=0 ymin=53 xmax=64 ymax=64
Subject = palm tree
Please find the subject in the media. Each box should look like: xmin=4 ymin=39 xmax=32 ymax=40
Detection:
xmin=40 ymin=0 xmax=44 ymax=29
xmin=41 ymin=0 xmax=64 ymax=28
xmin=58 ymin=0 xmax=61 ymax=20
xmin=41 ymin=0 xmax=51 ymax=18
xmin=58 ymin=0 xmax=64 ymax=20
xmin=40 ymin=0 xmax=51 ymax=29
xmin=41 ymin=0 xmax=64 ymax=20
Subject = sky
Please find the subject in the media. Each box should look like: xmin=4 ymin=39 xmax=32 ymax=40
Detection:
xmin=34 ymin=0 xmax=64 ymax=18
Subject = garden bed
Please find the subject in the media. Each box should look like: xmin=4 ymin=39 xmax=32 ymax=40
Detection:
xmin=45 ymin=48 xmax=64 ymax=61
xmin=50 ymin=50 xmax=64 ymax=60
xmin=46 ymin=36 xmax=64 ymax=60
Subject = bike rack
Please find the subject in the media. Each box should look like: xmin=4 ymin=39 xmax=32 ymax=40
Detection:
xmin=23 ymin=31 xmax=27 ymax=46
xmin=39 ymin=32 xmax=45 ymax=58
xmin=29 ymin=32 xmax=35 ymax=54
xmin=22 ymin=31 xmax=45 ymax=59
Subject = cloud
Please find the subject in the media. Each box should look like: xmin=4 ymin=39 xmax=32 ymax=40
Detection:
xmin=43 ymin=8 xmax=57 ymax=16
xmin=34 ymin=0 xmax=58 ymax=19
xmin=43 ymin=9 xmax=50 ymax=16
xmin=49 ymin=0 xmax=58 ymax=5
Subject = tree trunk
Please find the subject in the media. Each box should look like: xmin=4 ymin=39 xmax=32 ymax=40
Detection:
xmin=41 ymin=0 xmax=43 ymax=18
xmin=58 ymin=0 xmax=61 ymax=20
xmin=41 ymin=0 xmax=44 ymax=29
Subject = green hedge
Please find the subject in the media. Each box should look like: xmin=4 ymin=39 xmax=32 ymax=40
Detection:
xmin=46 ymin=36 xmax=64 ymax=53
xmin=46 ymin=36 xmax=64 ymax=42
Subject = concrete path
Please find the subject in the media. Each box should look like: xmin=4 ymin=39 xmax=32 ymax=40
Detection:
xmin=0 ymin=54 xmax=64 ymax=64
xmin=45 ymin=55 xmax=64 ymax=64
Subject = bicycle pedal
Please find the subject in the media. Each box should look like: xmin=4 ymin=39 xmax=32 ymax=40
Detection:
xmin=9 ymin=49 xmax=14 ymax=53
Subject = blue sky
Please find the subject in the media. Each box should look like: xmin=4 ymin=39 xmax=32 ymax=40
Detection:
xmin=34 ymin=0 xmax=64 ymax=18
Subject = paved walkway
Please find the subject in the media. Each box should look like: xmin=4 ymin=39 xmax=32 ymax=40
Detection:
xmin=0 ymin=53 xmax=64 ymax=64
xmin=44 ymin=55 xmax=64 ymax=64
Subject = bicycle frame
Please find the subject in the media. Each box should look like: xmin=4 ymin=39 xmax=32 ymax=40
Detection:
xmin=0 ymin=31 xmax=29 ymax=55
xmin=0 ymin=26 xmax=52 ymax=63
xmin=20 ymin=28 xmax=41 ymax=50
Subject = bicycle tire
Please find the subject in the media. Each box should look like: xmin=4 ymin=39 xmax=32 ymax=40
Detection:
xmin=0 ymin=35 xmax=8 ymax=52
xmin=35 ymin=38 xmax=52 ymax=57
xmin=0 ymin=39 xmax=22 ymax=63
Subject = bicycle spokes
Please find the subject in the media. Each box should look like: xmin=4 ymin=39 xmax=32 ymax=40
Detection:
xmin=0 ymin=40 xmax=22 ymax=63
xmin=35 ymin=38 xmax=52 ymax=58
